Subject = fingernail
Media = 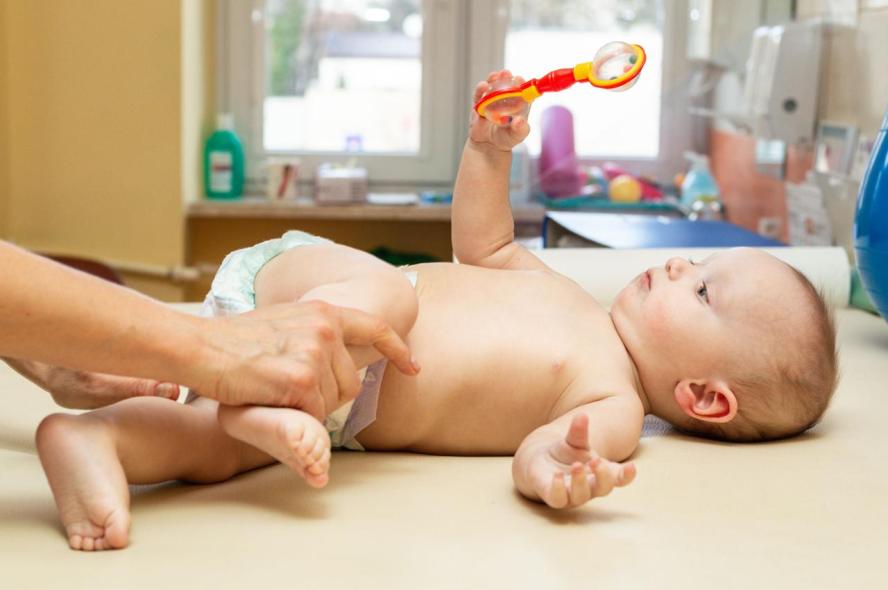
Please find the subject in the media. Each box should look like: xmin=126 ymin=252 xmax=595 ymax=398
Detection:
xmin=411 ymin=357 xmax=421 ymax=373
xmin=156 ymin=383 xmax=179 ymax=399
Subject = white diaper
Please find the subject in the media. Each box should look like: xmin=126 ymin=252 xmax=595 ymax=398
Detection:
xmin=201 ymin=230 xmax=332 ymax=317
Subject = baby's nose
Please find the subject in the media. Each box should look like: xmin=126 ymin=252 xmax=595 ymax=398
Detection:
xmin=665 ymin=257 xmax=690 ymax=279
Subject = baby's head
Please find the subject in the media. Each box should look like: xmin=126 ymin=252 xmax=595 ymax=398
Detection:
xmin=611 ymin=248 xmax=838 ymax=442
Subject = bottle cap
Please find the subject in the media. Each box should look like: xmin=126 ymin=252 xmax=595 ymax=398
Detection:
xmin=217 ymin=113 xmax=235 ymax=130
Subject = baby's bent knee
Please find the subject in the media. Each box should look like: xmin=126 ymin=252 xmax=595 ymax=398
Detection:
xmin=375 ymin=268 xmax=419 ymax=338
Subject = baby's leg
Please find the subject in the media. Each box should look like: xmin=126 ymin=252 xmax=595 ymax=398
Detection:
xmin=254 ymin=243 xmax=419 ymax=368
xmin=218 ymin=243 xmax=419 ymax=477
xmin=35 ymin=397 xmax=273 ymax=551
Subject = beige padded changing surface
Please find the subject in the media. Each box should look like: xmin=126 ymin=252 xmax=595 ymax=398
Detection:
xmin=1 ymin=309 xmax=887 ymax=589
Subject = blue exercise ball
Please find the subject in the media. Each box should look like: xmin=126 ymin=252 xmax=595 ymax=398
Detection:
xmin=854 ymin=108 xmax=888 ymax=321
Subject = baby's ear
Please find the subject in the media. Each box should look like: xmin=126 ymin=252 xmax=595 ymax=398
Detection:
xmin=673 ymin=378 xmax=738 ymax=424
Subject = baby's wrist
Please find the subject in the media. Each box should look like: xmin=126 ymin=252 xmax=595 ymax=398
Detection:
xmin=466 ymin=138 xmax=513 ymax=158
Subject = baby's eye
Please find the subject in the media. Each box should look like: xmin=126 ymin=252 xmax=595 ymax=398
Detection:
xmin=697 ymin=282 xmax=709 ymax=302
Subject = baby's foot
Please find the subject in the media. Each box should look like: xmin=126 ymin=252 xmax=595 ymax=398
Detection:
xmin=36 ymin=414 xmax=131 ymax=550
xmin=217 ymin=405 xmax=332 ymax=488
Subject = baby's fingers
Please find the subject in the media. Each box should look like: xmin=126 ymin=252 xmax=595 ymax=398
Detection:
xmin=474 ymin=80 xmax=490 ymax=103
xmin=544 ymin=472 xmax=569 ymax=509
xmin=564 ymin=413 xmax=591 ymax=450
xmin=618 ymin=461 xmax=637 ymax=487
xmin=510 ymin=116 xmax=530 ymax=139
xmin=589 ymin=458 xmax=636 ymax=498
xmin=487 ymin=69 xmax=513 ymax=85
xmin=568 ymin=462 xmax=593 ymax=506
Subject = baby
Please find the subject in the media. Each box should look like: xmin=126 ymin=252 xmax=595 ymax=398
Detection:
xmin=35 ymin=71 xmax=838 ymax=551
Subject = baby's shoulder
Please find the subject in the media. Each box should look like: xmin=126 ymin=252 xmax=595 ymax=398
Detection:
xmin=553 ymin=358 xmax=644 ymax=421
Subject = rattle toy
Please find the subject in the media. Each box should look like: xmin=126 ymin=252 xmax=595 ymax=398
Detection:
xmin=474 ymin=41 xmax=646 ymax=124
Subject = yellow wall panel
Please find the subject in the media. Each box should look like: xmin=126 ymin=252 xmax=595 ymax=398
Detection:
xmin=5 ymin=0 xmax=184 ymax=266
xmin=0 ymin=0 xmax=9 ymax=239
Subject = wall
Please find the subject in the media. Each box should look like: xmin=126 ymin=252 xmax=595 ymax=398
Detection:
xmin=181 ymin=0 xmax=214 ymax=219
xmin=0 ymin=0 xmax=8 ymax=239
xmin=1 ymin=0 xmax=214 ymax=301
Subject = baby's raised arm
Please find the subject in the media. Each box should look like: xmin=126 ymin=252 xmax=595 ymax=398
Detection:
xmin=512 ymin=398 xmax=641 ymax=509
xmin=452 ymin=71 xmax=550 ymax=272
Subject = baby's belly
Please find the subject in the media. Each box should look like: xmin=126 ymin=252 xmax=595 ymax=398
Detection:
xmin=357 ymin=361 xmax=556 ymax=455
xmin=356 ymin=267 xmax=584 ymax=454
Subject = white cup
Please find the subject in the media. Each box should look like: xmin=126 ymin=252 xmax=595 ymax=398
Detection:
xmin=266 ymin=158 xmax=300 ymax=200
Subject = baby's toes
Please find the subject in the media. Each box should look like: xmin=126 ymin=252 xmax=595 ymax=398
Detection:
xmin=303 ymin=443 xmax=331 ymax=488
xmin=297 ymin=432 xmax=323 ymax=461
xmin=306 ymin=448 xmax=331 ymax=476
xmin=305 ymin=471 xmax=329 ymax=489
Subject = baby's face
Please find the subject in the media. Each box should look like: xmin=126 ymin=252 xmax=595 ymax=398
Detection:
xmin=611 ymin=249 xmax=805 ymax=380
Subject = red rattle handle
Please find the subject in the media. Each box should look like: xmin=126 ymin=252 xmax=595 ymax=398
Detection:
xmin=474 ymin=69 xmax=579 ymax=117
xmin=531 ymin=68 xmax=579 ymax=93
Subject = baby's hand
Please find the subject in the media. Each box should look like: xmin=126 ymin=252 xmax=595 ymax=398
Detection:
xmin=526 ymin=413 xmax=636 ymax=509
xmin=469 ymin=70 xmax=530 ymax=152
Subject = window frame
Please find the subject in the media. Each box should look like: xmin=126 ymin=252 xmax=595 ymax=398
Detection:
xmin=220 ymin=0 xmax=693 ymax=188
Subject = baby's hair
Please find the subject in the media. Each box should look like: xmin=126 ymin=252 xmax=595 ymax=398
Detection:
xmin=683 ymin=265 xmax=839 ymax=443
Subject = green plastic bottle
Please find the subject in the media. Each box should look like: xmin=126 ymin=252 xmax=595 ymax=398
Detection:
xmin=204 ymin=113 xmax=244 ymax=199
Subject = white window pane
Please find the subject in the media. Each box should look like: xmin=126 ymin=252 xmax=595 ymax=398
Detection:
xmin=264 ymin=0 xmax=422 ymax=153
xmin=504 ymin=0 xmax=663 ymax=159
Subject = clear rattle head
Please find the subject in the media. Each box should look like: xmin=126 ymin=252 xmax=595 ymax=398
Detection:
xmin=480 ymin=76 xmax=531 ymax=125
xmin=592 ymin=41 xmax=640 ymax=92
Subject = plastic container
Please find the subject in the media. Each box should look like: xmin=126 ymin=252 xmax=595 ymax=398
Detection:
xmin=538 ymin=106 xmax=583 ymax=198
xmin=853 ymin=106 xmax=888 ymax=320
xmin=680 ymin=152 xmax=720 ymax=208
xmin=204 ymin=113 xmax=245 ymax=199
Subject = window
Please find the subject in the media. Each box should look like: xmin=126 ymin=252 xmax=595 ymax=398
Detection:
xmin=221 ymin=0 xmax=691 ymax=186
xmin=264 ymin=0 xmax=423 ymax=154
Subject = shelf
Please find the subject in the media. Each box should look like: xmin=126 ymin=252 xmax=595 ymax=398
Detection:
xmin=188 ymin=197 xmax=546 ymax=224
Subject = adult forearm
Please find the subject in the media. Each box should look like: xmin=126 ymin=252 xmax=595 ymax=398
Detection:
xmin=451 ymin=140 xmax=515 ymax=265
xmin=0 ymin=242 xmax=209 ymax=386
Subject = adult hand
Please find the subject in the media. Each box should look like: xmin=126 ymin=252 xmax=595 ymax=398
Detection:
xmin=194 ymin=300 xmax=419 ymax=419
xmin=0 ymin=242 xmax=416 ymax=416
xmin=4 ymin=358 xmax=180 ymax=409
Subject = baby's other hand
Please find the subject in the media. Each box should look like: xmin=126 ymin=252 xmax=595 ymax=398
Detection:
xmin=469 ymin=70 xmax=530 ymax=152
xmin=527 ymin=413 xmax=636 ymax=509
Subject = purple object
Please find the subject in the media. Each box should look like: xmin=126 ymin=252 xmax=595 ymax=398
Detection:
xmin=538 ymin=106 xmax=583 ymax=198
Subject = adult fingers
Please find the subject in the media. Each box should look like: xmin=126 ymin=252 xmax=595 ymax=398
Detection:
xmin=336 ymin=306 xmax=419 ymax=376
xmin=285 ymin=360 xmax=325 ymax=419
xmin=152 ymin=381 xmax=181 ymax=401
xmin=329 ymin=337 xmax=361 ymax=403
xmin=316 ymin=353 xmax=339 ymax=418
